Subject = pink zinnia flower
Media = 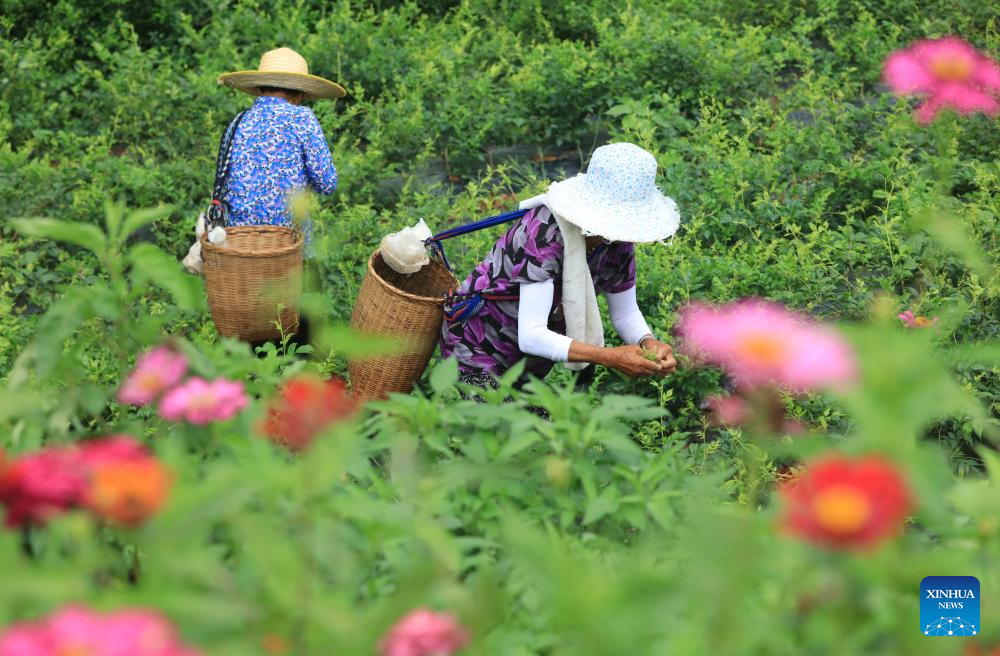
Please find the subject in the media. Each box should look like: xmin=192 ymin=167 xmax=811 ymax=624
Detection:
xmin=158 ymin=377 xmax=247 ymax=425
xmin=676 ymin=300 xmax=857 ymax=393
xmin=118 ymin=346 xmax=188 ymax=406
xmin=897 ymin=310 xmax=940 ymax=329
xmin=77 ymin=435 xmax=151 ymax=468
xmin=883 ymin=36 xmax=1000 ymax=123
xmin=705 ymin=394 xmax=749 ymax=427
xmin=378 ymin=608 xmax=470 ymax=656
xmin=0 ymin=605 xmax=200 ymax=656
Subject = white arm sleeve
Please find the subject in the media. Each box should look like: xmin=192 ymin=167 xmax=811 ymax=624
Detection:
xmin=606 ymin=285 xmax=654 ymax=345
xmin=518 ymin=280 xmax=573 ymax=362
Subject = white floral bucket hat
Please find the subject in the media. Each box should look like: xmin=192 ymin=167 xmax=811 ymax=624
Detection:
xmin=544 ymin=142 xmax=680 ymax=243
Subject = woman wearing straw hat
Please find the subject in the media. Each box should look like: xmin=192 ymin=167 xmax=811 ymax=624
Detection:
xmin=216 ymin=47 xmax=346 ymax=247
xmin=213 ymin=47 xmax=345 ymax=348
xmin=439 ymin=142 xmax=680 ymax=391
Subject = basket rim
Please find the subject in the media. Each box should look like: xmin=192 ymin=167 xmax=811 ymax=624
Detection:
xmin=368 ymin=250 xmax=455 ymax=305
xmin=201 ymin=224 xmax=303 ymax=258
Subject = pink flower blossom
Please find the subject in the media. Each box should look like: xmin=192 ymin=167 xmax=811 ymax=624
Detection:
xmin=883 ymin=36 xmax=1000 ymax=123
xmin=378 ymin=608 xmax=470 ymax=656
xmin=897 ymin=310 xmax=940 ymax=329
xmin=676 ymin=300 xmax=857 ymax=393
xmin=158 ymin=377 xmax=247 ymax=425
xmin=118 ymin=346 xmax=189 ymax=407
xmin=0 ymin=605 xmax=200 ymax=656
xmin=77 ymin=436 xmax=151 ymax=468
xmin=705 ymin=394 xmax=749 ymax=426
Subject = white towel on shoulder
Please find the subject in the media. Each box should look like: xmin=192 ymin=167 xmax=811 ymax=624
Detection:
xmin=519 ymin=194 xmax=604 ymax=371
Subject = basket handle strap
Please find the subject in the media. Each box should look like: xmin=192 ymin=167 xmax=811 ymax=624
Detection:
xmin=206 ymin=110 xmax=248 ymax=230
xmin=424 ymin=208 xmax=529 ymax=271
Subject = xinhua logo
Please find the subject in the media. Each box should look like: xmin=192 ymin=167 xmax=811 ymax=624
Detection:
xmin=921 ymin=576 xmax=980 ymax=637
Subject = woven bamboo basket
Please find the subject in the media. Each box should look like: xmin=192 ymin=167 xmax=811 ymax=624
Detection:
xmin=201 ymin=225 xmax=303 ymax=342
xmin=349 ymin=250 xmax=457 ymax=400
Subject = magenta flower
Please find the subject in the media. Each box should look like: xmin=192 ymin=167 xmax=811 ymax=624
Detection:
xmin=0 ymin=605 xmax=200 ymax=656
xmin=378 ymin=608 xmax=470 ymax=656
xmin=883 ymin=36 xmax=1000 ymax=123
xmin=0 ymin=448 xmax=86 ymax=527
xmin=77 ymin=435 xmax=150 ymax=468
xmin=158 ymin=377 xmax=247 ymax=425
xmin=118 ymin=346 xmax=188 ymax=407
xmin=676 ymin=300 xmax=857 ymax=393
xmin=897 ymin=310 xmax=940 ymax=329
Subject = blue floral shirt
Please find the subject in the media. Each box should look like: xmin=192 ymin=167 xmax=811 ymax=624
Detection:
xmin=224 ymin=96 xmax=337 ymax=245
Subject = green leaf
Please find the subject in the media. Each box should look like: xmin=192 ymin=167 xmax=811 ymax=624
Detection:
xmin=430 ymin=357 xmax=459 ymax=396
xmin=31 ymin=290 xmax=95 ymax=378
xmin=127 ymin=243 xmax=204 ymax=311
xmin=0 ymin=391 xmax=45 ymax=424
xmin=103 ymin=200 xmax=125 ymax=239
xmin=583 ymin=488 xmax=620 ymax=525
xmin=315 ymin=324 xmax=407 ymax=358
xmin=10 ymin=217 xmax=107 ymax=256
xmin=944 ymin=341 xmax=1000 ymax=368
xmin=497 ymin=429 xmax=540 ymax=461
xmin=600 ymin=432 xmax=642 ymax=465
xmin=119 ymin=204 xmax=175 ymax=244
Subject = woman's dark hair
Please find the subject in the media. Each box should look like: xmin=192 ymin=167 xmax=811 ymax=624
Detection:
xmin=258 ymin=86 xmax=303 ymax=96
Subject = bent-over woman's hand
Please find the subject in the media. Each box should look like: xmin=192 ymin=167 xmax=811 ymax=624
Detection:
xmin=603 ymin=345 xmax=665 ymax=377
xmin=640 ymin=338 xmax=677 ymax=374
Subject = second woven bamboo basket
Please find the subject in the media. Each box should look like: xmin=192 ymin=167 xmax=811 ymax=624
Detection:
xmin=349 ymin=250 xmax=456 ymax=400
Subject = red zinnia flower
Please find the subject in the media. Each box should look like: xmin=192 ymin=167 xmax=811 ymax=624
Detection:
xmin=0 ymin=436 xmax=170 ymax=528
xmin=778 ymin=454 xmax=913 ymax=550
xmin=0 ymin=448 xmax=86 ymax=527
xmin=259 ymin=374 xmax=358 ymax=451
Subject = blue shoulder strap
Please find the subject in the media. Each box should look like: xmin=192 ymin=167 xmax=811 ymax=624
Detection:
xmin=425 ymin=208 xmax=529 ymax=271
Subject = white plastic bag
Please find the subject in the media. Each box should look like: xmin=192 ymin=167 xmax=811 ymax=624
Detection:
xmin=182 ymin=213 xmax=228 ymax=275
xmin=380 ymin=218 xmax=432 ymax=274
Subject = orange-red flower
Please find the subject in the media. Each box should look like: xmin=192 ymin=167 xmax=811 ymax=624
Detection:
xmin=778 ymin=454 xmax=913 ymax=550
xmin=259 ymin=374 xmax=358 ymax=451
xmin=261 ymin=634 xmax=290 ymax=654
xmin=84 ymin=459 xmax=173 ymax=527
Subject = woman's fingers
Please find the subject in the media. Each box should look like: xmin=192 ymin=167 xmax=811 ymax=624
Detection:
xmin=640 ymin=361 xmax=662 ymax=375
xmin=631 ymin=347 xmax=662 ymax=376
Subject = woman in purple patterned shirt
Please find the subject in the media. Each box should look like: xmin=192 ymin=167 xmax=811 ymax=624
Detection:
xmin=440 ymin=143 xmax=682 ymax=391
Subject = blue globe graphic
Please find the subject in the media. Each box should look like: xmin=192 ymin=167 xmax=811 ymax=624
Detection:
xmin=924 ymin=617 xmax=977 ymax=637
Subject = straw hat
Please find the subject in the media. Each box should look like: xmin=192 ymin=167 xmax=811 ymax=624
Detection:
xmin=218 ymin=48 xmax=346 ymax=100
xmin=543 ymin=143 xmax=679 ymax=243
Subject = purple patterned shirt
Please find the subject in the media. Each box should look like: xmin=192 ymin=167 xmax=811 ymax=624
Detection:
xmin=225 ymin=96 xmax=337 ymax=243
xmin=439 ymin=207 xmax=636 ymax=379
